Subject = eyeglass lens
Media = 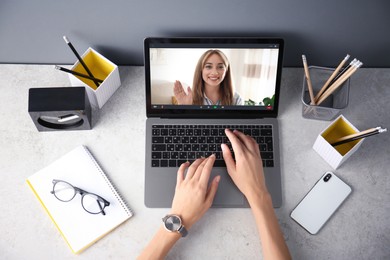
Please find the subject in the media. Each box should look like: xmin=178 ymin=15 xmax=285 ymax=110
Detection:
xmin=52 ymin=181 xmax=76 ymax=202
xmin=82 ymin=193 xmax=107 ymax=214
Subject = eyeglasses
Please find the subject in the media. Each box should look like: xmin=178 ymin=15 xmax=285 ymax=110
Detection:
xmin=51 ymin=179 xmax=110 ymax=215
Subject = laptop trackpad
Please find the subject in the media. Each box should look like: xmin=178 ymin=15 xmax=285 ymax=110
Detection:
xmin=212 ymin=170 xmax=245 ymax=207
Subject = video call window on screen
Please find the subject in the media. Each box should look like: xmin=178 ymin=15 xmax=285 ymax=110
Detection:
xmin=150 ymin=47 xmax=279 ymax=110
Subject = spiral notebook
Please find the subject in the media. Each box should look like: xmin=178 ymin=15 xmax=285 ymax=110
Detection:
xmin=26 ymin=145 xmax=133 ymax=254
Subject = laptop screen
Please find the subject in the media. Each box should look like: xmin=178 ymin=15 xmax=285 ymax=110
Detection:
xmin=145 ymin=37 xmax=284 ymax=118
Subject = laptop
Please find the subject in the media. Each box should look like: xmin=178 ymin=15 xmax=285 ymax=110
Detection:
xmin=144 ymin=37 xmax=284 ymax=208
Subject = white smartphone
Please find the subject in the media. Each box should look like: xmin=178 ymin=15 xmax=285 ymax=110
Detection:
xmin=290 ymin=172 xmax=352 ymax=235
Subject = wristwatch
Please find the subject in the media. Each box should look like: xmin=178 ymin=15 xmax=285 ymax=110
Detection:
xmin=162 ymin=214 xmax=188 ymax=237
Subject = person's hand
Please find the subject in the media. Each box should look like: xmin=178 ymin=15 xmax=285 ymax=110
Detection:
xmin=173 ymin=80 xmax=193 ymax=105
xmin=221 ymin=129 xmax=269 ymax=203
xmin=170 ymin=155 xmax=220 ymax=230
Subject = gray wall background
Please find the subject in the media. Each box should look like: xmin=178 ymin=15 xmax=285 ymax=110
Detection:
xmin=1 ymin=0 xmax=389 ymax=67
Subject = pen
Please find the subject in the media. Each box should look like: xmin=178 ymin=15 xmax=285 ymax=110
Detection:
xmin=317 ymin=60 xmax=362 ymax=106
xmin=331 ymin=127 xmax=387 ymax=146
xmin=302 ymin=55 xmax=316 ymax=105
xmin=314 ymin=54 xmax=350 ymax=103
xmin=55 ymin=65 xmax=104 ymax=83
xmin=63 ymin=36 xmax=100 ymax=87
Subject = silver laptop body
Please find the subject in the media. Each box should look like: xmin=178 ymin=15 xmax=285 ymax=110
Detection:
xmin=144 ymin=37 xmax=284 ymax=208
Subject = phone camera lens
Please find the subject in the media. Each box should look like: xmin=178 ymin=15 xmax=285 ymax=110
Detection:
xmin=323 ymin=173 xmax=332 ymax=182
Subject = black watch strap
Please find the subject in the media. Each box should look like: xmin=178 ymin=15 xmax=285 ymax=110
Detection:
xmin=178 ymin=225 xmax=188 ymax=237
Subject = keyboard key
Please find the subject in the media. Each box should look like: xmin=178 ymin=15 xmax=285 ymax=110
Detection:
xmin=243 ymin=129 xmax=251 ymax=135
xmin=192 ymin=144 xmax=200 ymax=151
xmin=167 ymin=144 xmax=174 ymax=151
xmin=261 ymin=152 xmax=273 ymax=160
xmin=185 ymin=129 xmax=193 ymax=136
xmin=265 ymin=160 xmax=274 ymax=167
xmin=179 ymin=152 xmax=187 ymax=159
xmin=152 ymin=160 xmax=159 ymax=167
xmin=169 ymin=160 xmax=176 ymax=167
xmin=252 ymin=129 xmax=260 ymax=136
xmin=205 ymin=152 xmax=213 ymax=157
xmin=265 ymin=136 xmax=273 ymax=144
xmin=261 ymin=129 xmax=273 ymax=136
xmin=207 ymin=137 xmax=215 ymax=143
xmin=211 ymin=129 xmax=219 ymax=135
xmin=202 ymin=129 xmax=210 ymax=136
xmin=175 ymin=144 xmax=183 ymax=151
xmin=209 ymin=144 xmax=217 ymax=151
xmin=161 ymin=129 xmax=169 ymax=136
xmin=184 ymin=144 xmax=192 ymax=151
xmin=178 ymin=129 xmax=185 ymax=136
xmin=177 ymin=160 xmax=187 ymax=166
xmin=152 ymin=137 xmax=164 ymax=143
xmin=162 ymin=152 xmax=170 ymax=159
xmin=160 ymin=160 xmax=168 ymax=167
xmin=189 ymin=137 xmax=198 ymax=143
xmin=188 ymin=152 xmax=196 ymax=159
xmin=152 ymin=144 xmax=166 ymax=151
xmin=152 ymin=152 xmax=161 ymax=159
xmin=182 ymin=137 xmax=190 ymax=143
xmin=196 ymin=152 xmax=205 ymax=158
xmin=214 ymin=160 xmax=226 ymax=167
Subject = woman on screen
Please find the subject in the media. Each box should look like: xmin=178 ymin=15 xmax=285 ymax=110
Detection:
xmin=174 ymin=49 xmax=242 ymax=106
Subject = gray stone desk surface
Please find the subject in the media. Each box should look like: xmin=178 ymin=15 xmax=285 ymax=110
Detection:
xmin=0 ymin=65 xmax=389 ymax=259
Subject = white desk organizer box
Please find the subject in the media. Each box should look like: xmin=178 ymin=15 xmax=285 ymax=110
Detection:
xmin=68 ymin=48 xmax=121 ymax=108
xmin=313 ymin=115 xmax=364 ymax=169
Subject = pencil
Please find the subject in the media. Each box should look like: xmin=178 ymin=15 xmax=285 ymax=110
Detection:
xmin=302 ymin=55 xmax=316 ymax=105
xmin=316 ymin=60 xmax=362 ymax=106
xmin=55 ymin=65 xmax=104 ymax=82
xmin=314 ymin=54 xmax=350 ymax=103
xmin=331 ymin=127 xmax=387 ymax=146
xmin=328 ymin=58 xmax=357 ymax=87
xmin=63 ymin=36 xmax=100 ymax=87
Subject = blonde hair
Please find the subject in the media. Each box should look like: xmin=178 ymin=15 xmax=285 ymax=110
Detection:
xmin=192 ymin=50 xmax=234 ymax=105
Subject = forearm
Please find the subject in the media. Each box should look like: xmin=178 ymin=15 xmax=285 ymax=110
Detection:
xmin=138 ymin=226 xmax=181 ymax=260
xmin=248 ymin=192 xmax=291 ymax=260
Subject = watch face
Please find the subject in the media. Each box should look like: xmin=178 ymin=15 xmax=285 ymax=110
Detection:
xmin=164 ymin=215 xmax=181 ymax=231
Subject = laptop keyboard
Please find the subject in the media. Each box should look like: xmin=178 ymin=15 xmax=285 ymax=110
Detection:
xmin=151 ymin=124 xmax=274 ymax=168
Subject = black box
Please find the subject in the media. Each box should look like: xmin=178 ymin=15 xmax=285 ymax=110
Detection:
xmin=28 ymin=87 xmax=92 ymax=131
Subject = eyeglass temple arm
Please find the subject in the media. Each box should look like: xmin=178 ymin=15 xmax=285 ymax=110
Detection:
xmin=98 ymin=201 xmax=106 ymax=215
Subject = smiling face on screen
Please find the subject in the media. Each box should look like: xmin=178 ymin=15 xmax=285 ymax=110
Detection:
xmin=202 ymin=53 xmax=227 ymax=89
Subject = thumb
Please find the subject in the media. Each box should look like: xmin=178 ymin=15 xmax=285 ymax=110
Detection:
xmin=206 ymin=175 xmax=220 ymax=205
xmin=187 ymin=86 xmax=193 ymax=95
xmin=222 ymin=144 xmax=236 ymax=176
